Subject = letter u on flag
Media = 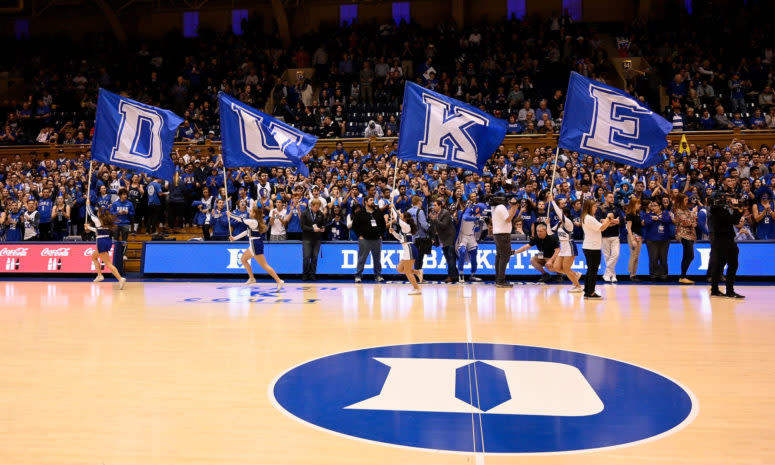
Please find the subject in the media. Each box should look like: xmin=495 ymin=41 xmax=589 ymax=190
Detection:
xmin=91 ymin=89 xmax=183 ymax=181
xmin=219 ymin=92 xmax=315 ymax=176
xmin=558 ymin=72 xmax=673 ymax=169
xmin=398 ymin=82 xmax=506 ymax=174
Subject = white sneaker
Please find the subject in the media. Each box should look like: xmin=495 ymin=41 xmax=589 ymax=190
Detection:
xmin=93 ymin=275 xmax=104 ymax=283
xmin=611 ymin=276 xmax=618 ymax=283
xmin=417 ymin=270 xmax=424 ymax=283
xmin=355 ymin=276 xmax=362 ymax=283
xmin=458 ymin=275 xmax=465 ymax=283
xmin=244 ymin=278 xmax=256 ymax=285
xmin=570 ymin=285 xmax=584 ymax=293
xmin=276 ymin=280 xmax=284 ymax=292
xmin=470 ymin=276 xmax=483 ymax=282
xmin=375 ymin=276 xmax=385 ymax=282
xmin=409 ymin=288 xmax=422 ymax=295
xmin=602 ymin=275 xmax=611 ymax=282
xmin=119 ymin=278 xmax=126 ymax=290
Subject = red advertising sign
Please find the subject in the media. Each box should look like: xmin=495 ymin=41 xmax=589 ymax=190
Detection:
xmin=0 ymin=244 xmax=115 ymax=274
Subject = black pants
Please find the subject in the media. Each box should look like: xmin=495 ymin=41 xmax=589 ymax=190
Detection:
xmin=356 ymin=238 xmax=382 ymax=278
xmin=646 ymin=240 xmax=669 ymax=278
xmin=493 ymin=233 xmax=512 ymax=283
xmin=442 ymin=245 xmax=459 ymax=280
xmin=680 ymin=239 xmax=695 ymax=278
xmin=710 ymin=237 xmax=739 ymax=292
xmin=115 ymin=225 xmax=130 ymax=243
xmin=287 ymin=232 xmax=302 ymax=241
xmin=147 ymin=204 xmax=162 ymax=233
xmin=413 ymin=237 xmax=431 ymax=270
xmin=303 ymin=239 xmax=321 ymax=278
xmin=583 ymin=249 xmax=601 ymax=296
xmin=167 ymin=202 xmax=186 ymax=228
xmin=38 ymin=223 xmax=52 ymax=241
xmin=202 ymin=224 xmax=211 ymax=241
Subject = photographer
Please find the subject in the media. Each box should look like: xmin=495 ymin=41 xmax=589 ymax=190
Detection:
xmin=709 ymin=178 xmax=745 ymax=299
xmin=492 ymin=195 xmax=519 ymax=287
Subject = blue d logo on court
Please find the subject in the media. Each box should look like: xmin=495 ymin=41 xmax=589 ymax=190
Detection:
xmin=270 ymin=343 xmax=697 ymax=454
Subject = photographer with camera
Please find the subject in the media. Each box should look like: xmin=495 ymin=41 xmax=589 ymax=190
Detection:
xmin=491 ymin=195 xmax=519 ymax=287
xmin=709 ymin=177 xmax=745 ymax=299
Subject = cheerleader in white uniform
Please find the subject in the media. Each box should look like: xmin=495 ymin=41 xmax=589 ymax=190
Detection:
xmin=547 ymin=193 xmax=583 ymax=292
xmin=85 ymin=199 xmax=126 ymax=289
xmin=228 ymin=206 xmax=284 ymax=291
xmin=388 ymin=205 xmax=422 ymax=295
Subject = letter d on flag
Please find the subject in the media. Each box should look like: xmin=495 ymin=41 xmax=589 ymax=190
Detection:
xmin=91 ymin=89 xmax=183 ymax=181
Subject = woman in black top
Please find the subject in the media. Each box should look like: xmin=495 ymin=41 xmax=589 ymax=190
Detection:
xmin=625 ymin=198 xmax=644 ymax=282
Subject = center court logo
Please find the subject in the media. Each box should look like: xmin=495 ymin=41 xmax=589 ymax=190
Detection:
xmin=270 ymin=343 xmax=697 ymax=454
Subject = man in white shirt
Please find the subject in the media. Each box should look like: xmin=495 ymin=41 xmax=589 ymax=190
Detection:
xmin=492 ymin=196 xmax=519 ymax=287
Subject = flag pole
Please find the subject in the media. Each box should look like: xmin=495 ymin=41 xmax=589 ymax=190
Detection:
xmin=221 ymin=155 xmax=233 ymax=237
xmin=391 ymin=155 xmax=399 ymax=205
xmin=549 ymin=145 xmax=561 ymax=195
xmin=84 ymin=159 xmax=94 ymax=229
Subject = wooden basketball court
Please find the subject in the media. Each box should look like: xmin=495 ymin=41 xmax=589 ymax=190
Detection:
xmin=0 ymin=280 xmax=772 ymax=464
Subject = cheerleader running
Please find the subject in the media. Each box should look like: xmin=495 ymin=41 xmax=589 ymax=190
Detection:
xmin=85 ymin=199 xmax=126 ymax=289
xmin=228 ymin=206 xmax=284 ymax=291
xmin=388 ymin=206 xmax=422 ymax=295
xmin=546 ymin=193 xmax=583 ymax=292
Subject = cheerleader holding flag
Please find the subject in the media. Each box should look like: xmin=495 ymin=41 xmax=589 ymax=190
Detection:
xmin=228 ymin=206 xmax=284 ymax=291
xmin=85 ymin=199 xmax=126 ymax=289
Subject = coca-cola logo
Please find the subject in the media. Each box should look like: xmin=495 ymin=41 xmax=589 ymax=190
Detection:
xmin=0 ymin=247 xmax=29 ymax=257
xmin=84 ymin=248 xmax=97 ymax=257
xmin=41 ymin=247 xmax=71 ymax=257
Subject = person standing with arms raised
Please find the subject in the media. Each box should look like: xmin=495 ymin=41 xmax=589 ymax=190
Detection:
xmin=491 ymin=196 xmax=519 ymax=288
xmin=352 ymin=196 xmax=386 ymax=283
xmin=581 ymin=199 xmax=613 ymax=299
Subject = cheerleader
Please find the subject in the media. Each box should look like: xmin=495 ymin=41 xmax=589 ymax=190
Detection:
xmin=388 ymin=205 xmax=422 ymax=295
xmin=228 ymin=206 xmax=284 ymax=291
xmin=547 ymin=193 xmax=583 ymax=292
xmin=85 ymin=199 xmax=126 ymax=289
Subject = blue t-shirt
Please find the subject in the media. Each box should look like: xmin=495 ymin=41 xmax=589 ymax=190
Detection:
xmin=110 ymin=200 xmax=135 ymax=225
xmin=147 ymin=181 xmax=162 ymax=206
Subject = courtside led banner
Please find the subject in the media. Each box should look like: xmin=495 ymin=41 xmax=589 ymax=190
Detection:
xmin=0 ymin=243 xmax=116 ymax=274
xmin=142 ymin=241 xmax=775 ymax=277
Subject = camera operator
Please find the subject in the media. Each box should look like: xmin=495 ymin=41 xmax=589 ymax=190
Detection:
xmin=709 ymin=177 xmax=745 ymax=299
xmin=492 ymin=196 xmax=519 ymax=287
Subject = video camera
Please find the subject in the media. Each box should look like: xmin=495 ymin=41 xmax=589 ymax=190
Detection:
xmin=488 ymin=195 xmax=519 ymax=208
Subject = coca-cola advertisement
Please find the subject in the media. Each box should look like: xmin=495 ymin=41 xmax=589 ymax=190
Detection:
xmin=0 ymin=243 xmax=117 ymax=274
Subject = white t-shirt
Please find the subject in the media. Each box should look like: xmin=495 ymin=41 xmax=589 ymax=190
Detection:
xmin=492 ymin=204 xmax=512 ymax=235
xmin=582 ymin=215 xmax=604 ymax=250
xmin=269 ymin=208 xmax=287 ymax=236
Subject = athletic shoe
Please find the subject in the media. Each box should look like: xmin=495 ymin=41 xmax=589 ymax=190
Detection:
xmin=276 ymin=280 xmax=284 ymax=292
xmin=444 ymin=277 xmax=456 ymax=284
xmin=409 ymin=288 xmax=422 ymax=295
xmin=495 ymin=282 xmax=513 ymax=288
xmin=244 ymin=278 xmax=256 ymax=285
xmin=602 ymin=275 xmax=611 ymax=282
xmin=629 ymin=276 xmax=641 ymax=282
xmin=119 ymin=278 xmax=126 ymax=290
xmin=354 ymin=276 xmax=362 ymax=283
xmin=458 ymin=275 xmax=465 ymax=283
xmin=584 ymin=293 xmax=602 ymax=299
xmin=537 ymin=274 xmax=550 ymax=283
xmin=375 ymin=275 xmax=385 ymax=283
xmin=570 ymin=285 xmax=584 ymax=293
xmin=725 ymin=291 xmax=745 ymax=299
xmin=470 ymin=276 xmax=483 ymax=282
xmin=710 ymin=289 xmax=726 ymax=297
xmin=417 ymin=270 xmax=424 ymax=283
xmin=552 ymin=274 xmax=565 ymax=283
xmin=679 ymin=278 xmax=694 ymax=284
xmin=611 ymin=276 xmax=618 ymax=283
xmin=93 ymin=275 xmax=104 ymax=283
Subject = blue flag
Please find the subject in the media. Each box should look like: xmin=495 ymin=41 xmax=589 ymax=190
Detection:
xmin=219 ymin=92 xmax=315 ymax=176
xmin=91 ymin=89 xmax=183 ymax=181
xmin=398 ymin=82 xmax=507 ymax=174
xmin=558 ymin=72 xmax=672 ymax=169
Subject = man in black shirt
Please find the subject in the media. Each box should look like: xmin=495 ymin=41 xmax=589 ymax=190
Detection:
xmin=512 ymin=223 xmax=560 ymax=283
xmin=352 ymin=196 xmax=387 ymax=283
xmin=709 ymin=179 xmax=745 ymax=298
xmin=301 ymin=199 xmax=327 ymax=281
